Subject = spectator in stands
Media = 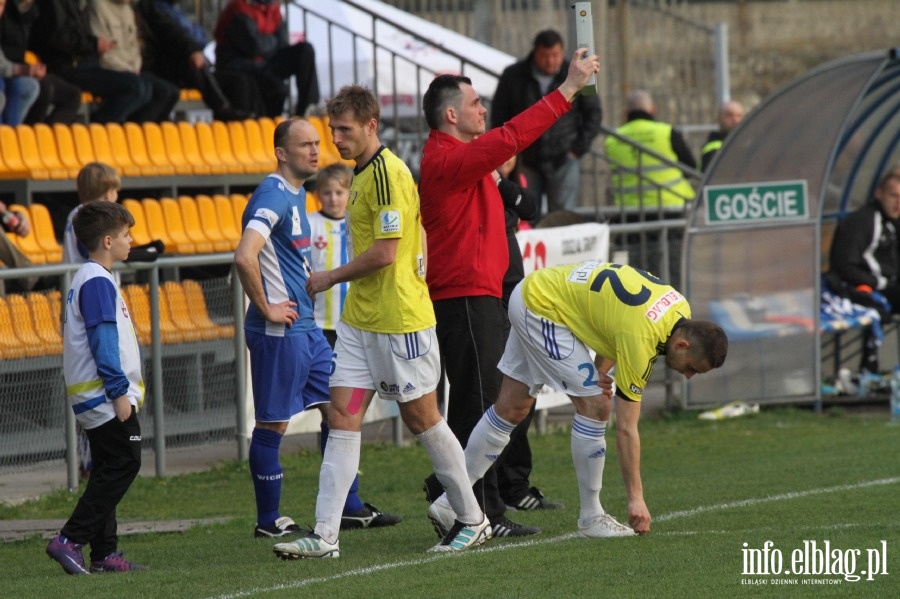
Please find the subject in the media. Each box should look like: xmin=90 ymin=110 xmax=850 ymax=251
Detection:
xmin=90 ymin=0 xmax=178 ymax=123
xmin=29 ymin=0 xmax=152 ymax=124
xmin=136 ymin=0 xmax=254 ymax=122
xmin=213 ymin=0 xmax=319 ymax=118
xmin=491 ymin=30 xmax=602 ymax=217
xmin=0 ymin=0 xmax=81 ymax=124
xmin=0 ymin=0 xmax=38 ymax=124
xmin=0 ymin=199 xmax=37 ymax=293
xmin=826 ymin=163 xmax=900 ymax=375
xmin=700 ymin=100 xmax=745 ymax=172
xmin=604 ymin=89 xmax=696 ymax=209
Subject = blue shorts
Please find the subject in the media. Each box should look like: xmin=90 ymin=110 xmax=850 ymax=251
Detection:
xmin=245 ymin=329 xmax=332 ymax=422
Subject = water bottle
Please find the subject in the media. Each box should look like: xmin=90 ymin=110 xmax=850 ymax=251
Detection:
xmin=1 ymin=209 xmax=20 ymax=231
xmin=891 ymin=365 xmax=900 ymax=423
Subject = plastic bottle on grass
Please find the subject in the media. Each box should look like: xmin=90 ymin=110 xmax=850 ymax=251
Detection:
xmin=891 ymin=365 xmax=900 ymax=423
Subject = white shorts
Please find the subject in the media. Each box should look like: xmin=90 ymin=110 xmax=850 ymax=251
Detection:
xmin=498 ymin=283 xmax=604 ymax=398
xmin=330 ymin=320 xmax=440 ymax=402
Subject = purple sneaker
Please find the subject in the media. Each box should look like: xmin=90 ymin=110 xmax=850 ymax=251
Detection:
xmin=90 ymin=551 xmax=148 ymax=573
xmin=46 ymin=534 xmax=89 ymax=575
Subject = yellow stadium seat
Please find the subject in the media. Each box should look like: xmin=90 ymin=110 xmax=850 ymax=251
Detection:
xmin=105 ymin=123 xmax=142 ymax=177
xmin=243 ymin=118 xmax=276 ymax=172
xmin=89 ymin=123 xmax=127 ymax=176
xmin=213 ymin=194 xmax=241 ymax=248
xmin=160 ymin=121 xmax=204 ymax=175
xmin=143 ymin=122 xmax=185 ymax=175
xmin=161 ymin=281 xmax=209 ymax=341
xmin=195 ymin=194 xmax=234 ymax=252
xmin=0 ymin=125 xmax=47 ymax=179
xmin=52 ymin=123 xmax=85 ymax=175
xmin=120 ymin=285 xmax=150 ymax=345
xmin=175 ymin=121 xmax=223 ymax=175
xmin=162 ymin=197 xmax=208 ymax=253
xmin=69 ymin=123 xmax=97 ymax=167
xmin=122 ymin=198 xmax=153 ymax=247
xmin=124 ymin=284 xmax=185 ymax=344
xmin=227 ymin=120 xmax=268 ymax=173
xmin=6 ymin=293 xmax=50 ymax=355
xmin=33 ymin=123 xmax=78 ymax=178
xmin=206 ymin=121 xmax=246 ymax=174
xmin=306 ymin=190 xmax=321 ymax=213
xmin=123 ymin=122 xmax=167 ymax=176
xmin=27 ymin=292 xmax=63 ymax=354
xmin=182 ymin=279 xmax=234 ymax=338
xmin=174 ymin=196 xmax=215 ymax=253
xmin=144 ymin=198 xmax=191 ymax=254
xmin=27 ymin=202 xmax=63 ymax=263
xmin=17 ymin=124 xmax=64 ymax=179
xmin=0 ymin=295 xmax=29 ymax=358
xmin=0 ymin=135 xmax=30 ymax=179
xmin=231 ymin=193 xmax=248 ymax=230
xmin=8 ymin=204 xmax=47 ymax=263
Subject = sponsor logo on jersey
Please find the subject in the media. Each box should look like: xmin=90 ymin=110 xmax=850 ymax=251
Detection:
xmin=645 ymin=290 xmax=684 ymax=322
xmin=380 ymin=381 xmax=400 ymax=394
xmin=403 ymin=382 xmax=416 ymax=393
xmin=629 ymin=384 xmax=643 ymax=395
xmin=380 ymin=210 xmax=400 ymax=233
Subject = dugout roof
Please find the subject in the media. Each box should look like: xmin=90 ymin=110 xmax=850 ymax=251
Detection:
xmin=683 ymin=49 xmax=900 ymax=407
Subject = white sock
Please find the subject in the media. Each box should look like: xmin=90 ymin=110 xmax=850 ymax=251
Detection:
xmin=571 ymin=413 xmax=607 ymax=525
xmin=417 ymin=419 xmax=482 ymax=524
xmin=464 ymin=406 xmax=514 ymax=485
xmin=314 ymin=429 xmax=360 ymax=544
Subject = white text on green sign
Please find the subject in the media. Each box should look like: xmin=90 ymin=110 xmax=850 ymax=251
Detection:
xmin=705 ymin=181 xmax=808 ymax=224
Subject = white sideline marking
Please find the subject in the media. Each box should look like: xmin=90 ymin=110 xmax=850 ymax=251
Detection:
xmin=208 ymin=476 xmax=899 ymax=599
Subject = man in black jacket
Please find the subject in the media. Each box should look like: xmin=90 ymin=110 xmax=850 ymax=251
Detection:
xmin=827 ymin=164 xmax=900 ymax=374
xmin=491 ymin=30 xmax=602 ymax=217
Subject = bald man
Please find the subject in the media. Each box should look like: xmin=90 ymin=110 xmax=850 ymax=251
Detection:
xmin=701 ymin=100 xmax=745 ymax=171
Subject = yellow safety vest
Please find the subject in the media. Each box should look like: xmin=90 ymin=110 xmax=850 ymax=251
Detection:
xmin=604 ymin=119 xmax=696 ymax=208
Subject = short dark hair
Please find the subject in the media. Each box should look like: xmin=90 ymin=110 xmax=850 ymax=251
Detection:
xmin=681 ymin=320 xmax=729 ymax=369
xmin=878 ymin=163 xmax=900 ymax=190
xmin=422 ymin=74 xmax=471 ymax=130
xmin=273 ymin=117 xmax=301 ymax=151
xmin=326 ymin=85 xmax=380 ymax=125
xmin=73 ymin=200 xmax=134 ymax=252
xmin=533 ymin=29 xmax=564 ymax=51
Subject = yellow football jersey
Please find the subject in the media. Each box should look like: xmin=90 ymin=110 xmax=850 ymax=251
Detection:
xmin=522 ymin=261 xmax=691 ymax=401
xmin=341 ymin=147 xmax=435 ymax=333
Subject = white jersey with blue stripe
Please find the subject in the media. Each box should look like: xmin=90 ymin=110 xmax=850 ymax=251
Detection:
xmin=308 ymin=211 xmax=349 ymax=330
xmin=242 ymin=174 xmax=317 ymax=336
xmin=63 ymin=261 xmax=144 ymax=429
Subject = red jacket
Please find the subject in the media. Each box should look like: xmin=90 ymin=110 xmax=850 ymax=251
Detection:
xmin=420 ymin=89 xmax=572 ymax=300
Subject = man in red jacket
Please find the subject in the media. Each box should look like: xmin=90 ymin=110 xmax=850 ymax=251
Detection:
xmin=418 ymin=50 xmax=600 ymax=539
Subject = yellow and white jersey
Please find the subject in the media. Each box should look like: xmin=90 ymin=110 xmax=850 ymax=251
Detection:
xmin=341 ymin=146 xmax=434 ymax=334
xmin=522 ymin=261 xmax=691 ymax=401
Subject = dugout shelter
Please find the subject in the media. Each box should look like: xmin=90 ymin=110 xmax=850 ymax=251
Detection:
xmin=683 ymin=49 xmax=900 ymax=408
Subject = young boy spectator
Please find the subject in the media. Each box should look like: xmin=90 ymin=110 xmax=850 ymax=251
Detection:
xmin=307 ymin=163 xmax=401 ymax=529
xmin=46 ymin=200 xmax=147 ymax=575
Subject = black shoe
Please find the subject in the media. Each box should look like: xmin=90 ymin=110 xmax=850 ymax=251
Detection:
xmin=489 ymin=515 xmax=540 ymax=538
xmin=340 ymin=503 xmax=402 ymax=530
xmin=505 ymin=486 xmax=564 ymax=511
xmin=254 ymin=516 xmax=304 ymax=538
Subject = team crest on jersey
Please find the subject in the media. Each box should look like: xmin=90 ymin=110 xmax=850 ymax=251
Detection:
xmin=380 ymin=210 xmax=400 ymax=233
xmin=254 ymin=207 xmax=278 ymax=227
xmin=645 ymin=290 xmax=684 ymax=322
xmin=314 ymin=235 xmax=327 ymax=250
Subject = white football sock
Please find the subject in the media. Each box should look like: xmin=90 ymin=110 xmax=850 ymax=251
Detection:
xmin=417 ymin=419 xmax=482 ymax=524
xmin=571 ymin=413 xmax=607 ymax=524
xmin=314 ymin=429 xmax=360 ymax=544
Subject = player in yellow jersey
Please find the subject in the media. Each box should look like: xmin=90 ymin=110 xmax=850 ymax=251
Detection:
xmin=429 ymin=261 xmax=727 ymax=537
xmin=272 ymin=85 xmax=490 ymax=560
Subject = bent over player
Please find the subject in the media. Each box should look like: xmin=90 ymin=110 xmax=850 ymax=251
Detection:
xmin=428 ymin=261 xmax=727 ymax=537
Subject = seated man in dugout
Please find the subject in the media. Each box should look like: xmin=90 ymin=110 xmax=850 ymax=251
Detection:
xmin=825 ymin=163 xmax=900 ymax=375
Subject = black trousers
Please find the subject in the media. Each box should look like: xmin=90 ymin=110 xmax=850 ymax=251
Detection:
xmin=426 ymin=296 xmax=506 ymax=517
xmin=61 ymin=408 xmax=141 ymax=562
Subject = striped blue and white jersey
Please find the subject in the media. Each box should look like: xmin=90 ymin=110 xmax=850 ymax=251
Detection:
xmin=241 ymin=174 xmax=317 ymax=336
xmin=308 ymin=210 xmax=349 ymax=331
